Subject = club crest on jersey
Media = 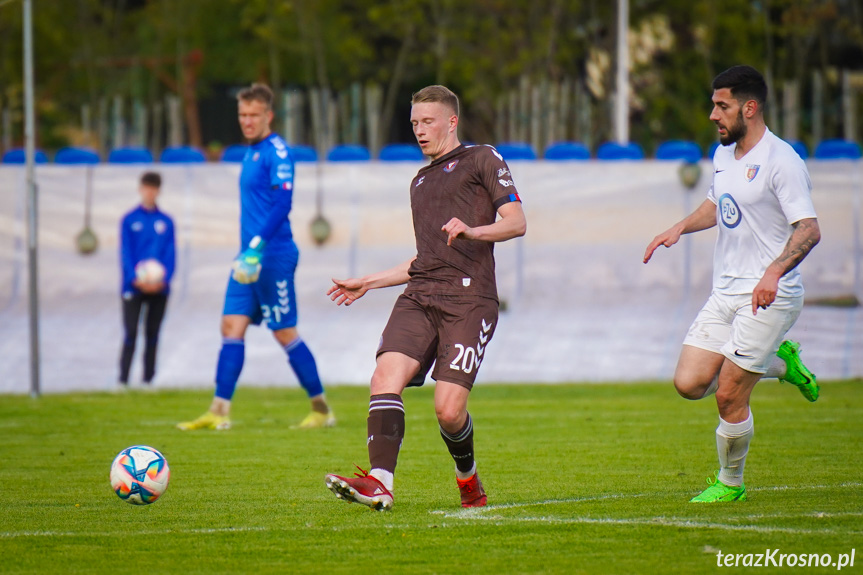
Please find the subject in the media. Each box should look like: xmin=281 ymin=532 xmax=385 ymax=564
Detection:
xmin=443 ymin=159 xmax=459 ymax=173
xmin=154 ymin=220 xmax=167 ymax=234
xmin=252 ymin=152 xmax=260 ymax=162
xmin=745 ymin=164 xmax=760 ymax=182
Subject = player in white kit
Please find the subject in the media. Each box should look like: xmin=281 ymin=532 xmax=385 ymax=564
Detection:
xmin=644 ymin=65 xmax=821 ymax=503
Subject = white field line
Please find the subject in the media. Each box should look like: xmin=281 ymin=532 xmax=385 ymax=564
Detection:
xmin=431 ymin=482 xmax=863 ymax=535
xmin=3 ymin=483 xmax=860 ymax=539
xmin=440 ymin=514 xmax=859 ymax=535
xmin=750 ymin=481 xmax=863 ymax=492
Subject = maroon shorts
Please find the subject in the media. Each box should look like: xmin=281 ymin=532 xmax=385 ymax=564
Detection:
xmin=377 ymin=292 xmax=499 ymax=390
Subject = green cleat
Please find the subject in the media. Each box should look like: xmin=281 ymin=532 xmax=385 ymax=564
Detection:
xmin=690 ymin=472 xmax=746 ymax=503
xmin=776 ymin=340 xmax=819 ymax=402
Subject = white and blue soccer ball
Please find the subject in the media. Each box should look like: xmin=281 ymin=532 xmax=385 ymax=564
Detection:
xmin=110 ymin=445 xmax=170 ymax=505
xmin=134 ymin=259 xmax=166 ymax=285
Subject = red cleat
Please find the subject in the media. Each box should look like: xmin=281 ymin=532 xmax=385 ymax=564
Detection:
xmin=325 ymin=466 xmax=393 ymax=511
xmin=457 ymin=472 xmax=487 ymax=508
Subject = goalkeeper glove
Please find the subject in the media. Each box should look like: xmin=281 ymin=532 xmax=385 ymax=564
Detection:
xmin=232 ymin=236 xmax=265 ymax=284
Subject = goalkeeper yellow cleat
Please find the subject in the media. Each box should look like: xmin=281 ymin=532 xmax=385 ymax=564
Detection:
xmin=176 ymin=411 xmax=231 ymax=431
xmin=291 ymin=410 xmax=336 ymax=430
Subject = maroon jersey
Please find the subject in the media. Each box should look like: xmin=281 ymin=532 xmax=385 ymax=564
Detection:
xmin=406 ymin=144 xmax=522 ymax=301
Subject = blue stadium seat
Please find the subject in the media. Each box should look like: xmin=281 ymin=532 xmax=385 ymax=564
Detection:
xmin=785 ymin=140 xmax=809 ymax=160
xmin=379 ymin=143 xmax=424 ymax=162
xmin=814 ymin=139 xmax=862 ymax=160
xmin=655 ymin=140 xmax=702 ymax=163
xmin=327 ymin=144 xmax=371 ymax=162
xmin=290 ymin=145 xmax=318 ymax=162
xmin=160 ymin=146 xmax=206 ymax=163
xmin=54 ymin=147 xmax=100 ymax=165
xmin=544 ymin=142 xmax=590 ymax=161
xmin=495 ymin=142 xmax=537 ymax=161
xmin=596 ymin=141 xmax=644 ymax=161
xmin=221 ymin=144 xmax=248 ymax=163
xmin=2 ymin=148 xmax=48 ymax=164
xmin=108 ymin=147 xmax=153 ymax=164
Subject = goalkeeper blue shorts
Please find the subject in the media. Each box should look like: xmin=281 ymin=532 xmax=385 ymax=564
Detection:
xmin=222 ymin=243 xmax=299 ymax=330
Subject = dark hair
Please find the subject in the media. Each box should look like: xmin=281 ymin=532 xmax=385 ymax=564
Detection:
xmin=237 ymin=83 xmax=274 ymax=109
xmin=712 ymin=65 xmax=768 ymax=108
xmin=140 ymin=171 xmax=161 ymax=188
xmin=411 ymin=85 xmax=460 ymax=117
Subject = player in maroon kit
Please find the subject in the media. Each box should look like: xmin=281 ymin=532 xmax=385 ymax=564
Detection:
xmin=324 ymin=85 xmax=527 ymax=510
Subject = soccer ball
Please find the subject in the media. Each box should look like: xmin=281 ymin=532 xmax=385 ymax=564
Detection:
xmin=110 ymin=445 xmax=170 ymax=505
xmin=135 ymin=259 xmax=166 ymax=285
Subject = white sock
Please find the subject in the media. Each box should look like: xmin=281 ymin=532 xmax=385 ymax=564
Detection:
xmin=764 ymin=356 xmax=787 ymax=379
xmin=455 ymin=462 xmax=477 ymax=481
xmin=369 ymin=468 xmax=394 ymax=492
xmin=716 ymin=411 xmax=754 ymax=487
xmin=701 ymin=376 xmax=719 ymax=398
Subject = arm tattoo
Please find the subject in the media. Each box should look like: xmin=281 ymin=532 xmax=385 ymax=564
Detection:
xmin=774 ymin=218 xmax=820 ymax=275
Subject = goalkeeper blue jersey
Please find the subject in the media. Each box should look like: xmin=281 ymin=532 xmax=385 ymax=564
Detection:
xmin=239 ymin=133 xmax=295 ymax=252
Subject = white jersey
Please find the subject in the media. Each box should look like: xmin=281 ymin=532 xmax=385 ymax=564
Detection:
xmin=707 ymin=128 xmax=817 ymax=297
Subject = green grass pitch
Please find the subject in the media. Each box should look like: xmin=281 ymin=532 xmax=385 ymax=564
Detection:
xmin=1 ymin=381 xmax=861 ymax=574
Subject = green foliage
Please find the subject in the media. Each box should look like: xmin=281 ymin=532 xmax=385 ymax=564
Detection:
xmin=0 ymin=381 xmax=861 ymax=573
xmin=0 ymin=0 xmax=861 ymax=149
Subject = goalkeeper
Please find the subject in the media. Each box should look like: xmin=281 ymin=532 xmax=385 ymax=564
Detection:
xmin=178 ymin=83 xmax=333 ymax=431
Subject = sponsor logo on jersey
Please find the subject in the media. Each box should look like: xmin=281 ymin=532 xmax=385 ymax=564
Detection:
xmin=252 ymin=152 xmax=260 ymax=162
xmin=745 ymin=163 xmax=760 ymax=182
xmin=718 ymin=193 xmax=742 ymax=228
xmin=415 ymin=176 xmax=425 ymax=187
xmin=499 ymin=178 xmax=515 ymax=187
xmin=276 ymin=163 xmax=293 ymax=180
xmin=276 ymin=149 xmax=288 ymax=159
xmin=498 ymin=168 xmax=510 ymax=177
xmin=154 ymin=220 xmax=167 ymax=234
xmin=443 ymin=159 xmax=459 ymax=173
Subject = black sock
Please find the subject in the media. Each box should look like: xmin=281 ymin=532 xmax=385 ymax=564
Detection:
xmin=367 ymin=394 xmax=405 ymax=473
xmin=440 ymin=413 xmax=475 ymax=474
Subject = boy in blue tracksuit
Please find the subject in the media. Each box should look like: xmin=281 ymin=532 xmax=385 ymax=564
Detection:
xmin=177 ymin=83 xmax=333 ymax=430
xmin=119 ymin=171 xmax=175 ymax=387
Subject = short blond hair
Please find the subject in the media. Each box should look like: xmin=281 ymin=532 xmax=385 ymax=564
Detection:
xmin=411 ymin=85 xmax=459 ymax=117
xmin=237 ymin=83 xmax=274 ymax=109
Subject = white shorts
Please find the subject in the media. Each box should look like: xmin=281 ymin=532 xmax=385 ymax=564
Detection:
xmin=682 ymin=292 xmax=803 ymax=373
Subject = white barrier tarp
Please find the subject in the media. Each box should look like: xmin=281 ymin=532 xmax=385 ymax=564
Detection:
xmin=0 ymin=160 xmax=859 ymax=393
